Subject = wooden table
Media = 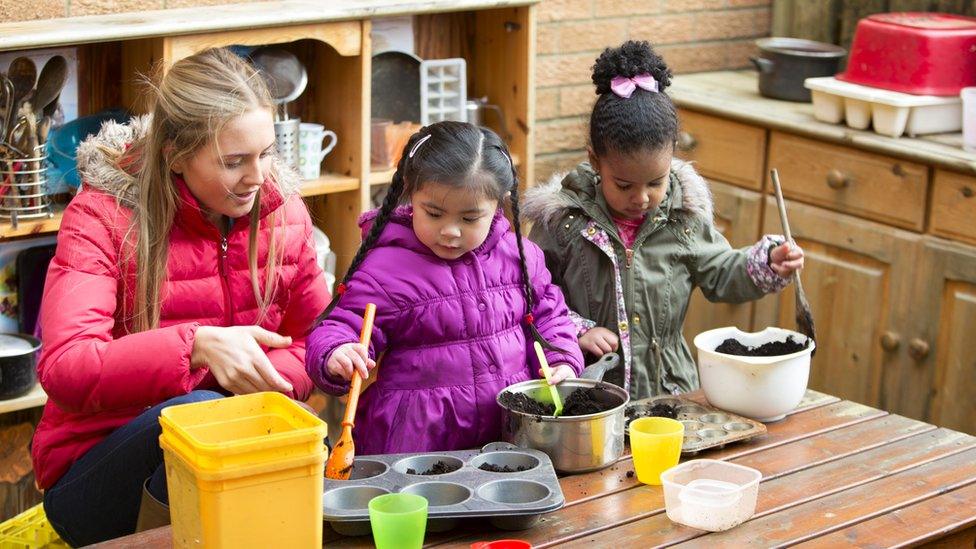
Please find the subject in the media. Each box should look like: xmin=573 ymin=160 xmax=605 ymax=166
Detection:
xmin=96 ymin=390 xmax=976 ymax=548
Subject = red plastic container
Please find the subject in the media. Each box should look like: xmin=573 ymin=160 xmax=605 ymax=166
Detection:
xmin=837 ymin=12 xmax=976 ymax=96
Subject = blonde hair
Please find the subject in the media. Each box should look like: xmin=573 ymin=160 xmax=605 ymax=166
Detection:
xmin=115 ymin=47 xmax=285 ymax=333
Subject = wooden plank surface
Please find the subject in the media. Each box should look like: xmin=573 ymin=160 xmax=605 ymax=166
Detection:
xmin=92 ymin=395 xmax=976 ymax=548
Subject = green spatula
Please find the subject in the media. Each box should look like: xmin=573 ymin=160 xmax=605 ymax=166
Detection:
xmin=534 ymin=341 xmax=563 ymax=417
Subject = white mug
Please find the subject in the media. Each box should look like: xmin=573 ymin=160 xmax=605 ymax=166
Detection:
xmin=298 ymin=123 xmax=338 ymax=180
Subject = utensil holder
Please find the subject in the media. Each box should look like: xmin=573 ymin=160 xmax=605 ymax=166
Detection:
xmin=0 ymin=145 xmax=53 ymax=223
xmin=274 ymin=118 xmax=301 ymax=173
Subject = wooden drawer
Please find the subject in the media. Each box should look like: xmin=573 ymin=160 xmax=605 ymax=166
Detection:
xmin=931 ymin=170 xmax=976 ymax=245
xmin=676 ymin=109 xmax=766 ymax=190
xmin=768 ymin=132 xmax=928 ymax=231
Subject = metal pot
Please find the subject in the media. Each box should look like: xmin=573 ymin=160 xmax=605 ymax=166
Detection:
xmin=497 ymin=354 xmax=628 ymax=473
xmin=0 ymin=333 xmax=40 ymax=400
xmin=751 ymin=37 xmax=846 ymax=102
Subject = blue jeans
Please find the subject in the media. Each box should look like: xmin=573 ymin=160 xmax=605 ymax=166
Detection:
xmin=42 ymin=390 xmax=223 ymax=547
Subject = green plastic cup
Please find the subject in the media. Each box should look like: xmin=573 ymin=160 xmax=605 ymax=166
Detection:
xmin=368 ymin=493 xmax=428 ymax=549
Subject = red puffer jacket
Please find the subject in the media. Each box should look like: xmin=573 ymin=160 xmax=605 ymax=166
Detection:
xmin=31 ymin=117 xmax=330 ymax=489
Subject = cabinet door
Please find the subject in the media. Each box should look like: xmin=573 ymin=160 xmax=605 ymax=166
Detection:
xmin=683 ymin=181 xmax=763 ymax=352
xmin=916 ymin=238 xmax=976 ymax=435
xmin=753 ymin=198 xmax=919 ymax=409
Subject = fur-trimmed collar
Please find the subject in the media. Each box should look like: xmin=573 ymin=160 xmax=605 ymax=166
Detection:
xmin=76 ymin=113 xmax=301 ymax=206
xmin=522 ymin=159 xmax=714 ymax=227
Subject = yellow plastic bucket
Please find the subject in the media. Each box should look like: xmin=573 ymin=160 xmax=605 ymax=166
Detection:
xmin=159 ymin=392 xmax=327 ymax=548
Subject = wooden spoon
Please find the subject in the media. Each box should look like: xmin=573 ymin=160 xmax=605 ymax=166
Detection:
xmin=324 ymin=302 xmax=377 ymax=480
xmin=6 ymin=57 xmax=36 ymax=142
xmin=770 ymin=169 xmax=817 ymax=352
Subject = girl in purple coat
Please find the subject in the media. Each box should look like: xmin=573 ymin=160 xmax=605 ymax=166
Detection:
xmin=306 ymin=122 xmax=584 ymax=454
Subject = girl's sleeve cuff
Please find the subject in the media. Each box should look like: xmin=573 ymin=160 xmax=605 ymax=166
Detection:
xmin=568 ymin=310 xmax=597 ymax=338
xmin=746 ymin=234 xmax=791 ymax=294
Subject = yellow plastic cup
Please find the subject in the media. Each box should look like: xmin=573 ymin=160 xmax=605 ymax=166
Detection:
xmin=630 ymin=417 xmax=684 ymax=485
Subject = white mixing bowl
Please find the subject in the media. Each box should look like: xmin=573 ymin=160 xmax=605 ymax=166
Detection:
xmin=693 ymin=327 xmax=815 ymax=422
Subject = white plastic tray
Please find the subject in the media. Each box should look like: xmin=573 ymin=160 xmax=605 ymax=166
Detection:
xmin=804 ymin=77 xmax=961 ymax=138
xmin=420 ymin=58 xmax=467 ymax=125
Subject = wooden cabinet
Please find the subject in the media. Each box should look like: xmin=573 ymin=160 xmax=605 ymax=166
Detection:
xmin=676 ymin=109 xmax=766 ymax=190
xmin=754 ymin=198 xmax=920 ymax=409
xmin=912 ymin=238 xmax=976 ymax=434
xmin=767 ymin=132 xmax=929 ymax=231
xmin=683 ymin=180 xmax=763 ymax=352
xmin=930 ymin=170 xmax=976 ymax=246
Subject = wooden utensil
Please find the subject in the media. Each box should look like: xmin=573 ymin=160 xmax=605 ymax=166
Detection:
xmin=324 ymin=302 xmax=377 ymax=480
xmin=6 ymin=57 xmax=36 ymax=143
xmin=770 ymin=169 xmax=817 ymax=352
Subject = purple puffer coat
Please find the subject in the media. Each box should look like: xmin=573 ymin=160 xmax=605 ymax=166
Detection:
xmin=306 ymin=207 xmax=584 ymax=454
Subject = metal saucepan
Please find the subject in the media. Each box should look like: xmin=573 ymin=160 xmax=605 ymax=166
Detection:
xmin=497 ymin=353 xmax=628 ymax=474
xmin=0 ymin=333 xmax=41 ymax=400
xmin=751 ymin=37 xmax=846 ymax=102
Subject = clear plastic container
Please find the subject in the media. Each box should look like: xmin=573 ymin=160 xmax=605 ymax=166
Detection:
xmin=661 ymin=459 xmax=762 ymax=532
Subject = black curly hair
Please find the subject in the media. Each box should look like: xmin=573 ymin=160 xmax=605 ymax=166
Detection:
xmin=315 ymin=121 xmax=561 ymax=350
xmin=590 ymin=40 xmax=679 ymax=157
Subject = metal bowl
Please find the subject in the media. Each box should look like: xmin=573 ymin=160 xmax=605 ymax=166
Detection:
xmin=497 ymin=378 xmax=629 ymax=473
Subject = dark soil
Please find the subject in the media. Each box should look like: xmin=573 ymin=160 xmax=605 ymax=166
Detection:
xmin=715 ymin=336 xmax=809 ymax=357
xmin=499 ymin=391 xmax=555 ymax=415
xmin=478 ymin=463 xmax=532 ymax=473
xmin=625 ymin=402 xmax=678 ymax=421
xmin=406 ymin=461 xmax=459 ymax=475
xmin=500 ymin=387 xmax=619 ymax=417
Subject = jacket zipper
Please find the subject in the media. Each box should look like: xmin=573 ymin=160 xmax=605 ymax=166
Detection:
xmin=218 ymin=235 xmax=233 ymax=325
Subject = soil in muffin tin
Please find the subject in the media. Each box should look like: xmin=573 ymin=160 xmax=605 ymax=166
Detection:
xmin=406 ymin=461 xmax=460 ymax=475
xmin=500 ymin=387 xmax=619 ymax=416
xmin=626 ymin=402 xmax=678 ymax=421
xmin=715 ymin=336 xmax=808 ymax=357
xmin=478 ymin=463 xmax=532 ymax=473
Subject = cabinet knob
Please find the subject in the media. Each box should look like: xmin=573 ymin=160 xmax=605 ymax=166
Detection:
xmin=908 ymin=338 xmax=930 ymax=361
xmin=880 ymin=331 xmax=901 ymax=351
xmin=677 ymin=131 xmax=697 ymax=152
xmin=826 ymin=169 xmax=851 ymax=189
xmin=962 ymin=186 xmax=974 ymax=198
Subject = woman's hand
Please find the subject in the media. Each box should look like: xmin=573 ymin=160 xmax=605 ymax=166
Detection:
xmin=579 ymin=327 xmax=619 ymax=357
xmin=538 ymin=364 xmax=576 ymax=385
xmin=326 ymin=343 xmax=376 ymax=382
xmin=770 ymin=242 xmax=805 ymax=278
xmin=191 ymin=325 xmax=294 ymax=395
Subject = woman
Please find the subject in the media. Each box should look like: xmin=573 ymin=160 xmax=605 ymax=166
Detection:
xmin=32 ymin=47 xmax=330 ymax=546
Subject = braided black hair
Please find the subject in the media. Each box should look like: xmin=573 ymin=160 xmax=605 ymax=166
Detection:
xmin=315 ymin=121 xmax=561 ymax=351
xmin=590 ymin=40 xmax=678 ymax=156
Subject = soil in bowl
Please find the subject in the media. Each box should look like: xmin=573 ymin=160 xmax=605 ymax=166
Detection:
xmin=499 ymin=387 xmax=620 ymax=416
xmin=715 ymin=336 xmax=808 ymax=357
xmin=406 ymin=461 xmax=460 ymax=475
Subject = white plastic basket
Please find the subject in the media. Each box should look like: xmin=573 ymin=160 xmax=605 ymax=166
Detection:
xmin=804 ymin=77 xmax=961 ymax=138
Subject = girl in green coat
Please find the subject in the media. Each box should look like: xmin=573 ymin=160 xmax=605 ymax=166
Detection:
xmin=525 ymin=41 xmax=805 ymax=399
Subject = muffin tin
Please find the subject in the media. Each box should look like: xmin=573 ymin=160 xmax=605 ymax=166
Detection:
xmin=625 ymin=396 xmax=766 ymax=455
xmin=323 ymin=443 xmax=564 ymax=536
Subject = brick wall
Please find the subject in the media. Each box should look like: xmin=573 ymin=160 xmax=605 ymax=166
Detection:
xmin=534 ymin=0 xmax=771 ymax=181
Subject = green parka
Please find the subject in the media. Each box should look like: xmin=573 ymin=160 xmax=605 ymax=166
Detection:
xmin=524 ymin=160 xmax=788 ymax=399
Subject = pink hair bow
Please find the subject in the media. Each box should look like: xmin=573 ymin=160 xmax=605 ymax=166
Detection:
xmin=610 ymin=73 xmax=659 ymax=99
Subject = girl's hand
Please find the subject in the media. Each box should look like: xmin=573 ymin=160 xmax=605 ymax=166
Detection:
xmin=191 ymin=325 xmax=294 ymax=395
xmin=537 ymin=364 xmax=576 ymax=385
xmin=579 ymin=327 xmax=619 ymax=357
xmin=770 ymin=242 xmax=805 ymax=278
xmin=326 ymin=343 xmax=376 ymax=382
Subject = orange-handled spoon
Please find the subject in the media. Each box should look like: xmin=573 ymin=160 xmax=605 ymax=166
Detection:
xmin=324 ymin=302 xmax=376 ymax=480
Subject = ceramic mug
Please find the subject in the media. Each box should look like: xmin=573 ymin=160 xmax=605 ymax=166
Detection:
xmin=298 ymin=123 xmax=338 ymax=180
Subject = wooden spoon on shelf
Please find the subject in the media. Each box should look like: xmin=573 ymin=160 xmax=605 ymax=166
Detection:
xmin=770 ymin=169 xmax=817 ymax=353
xmin=324 ymin=302 xmax=377 ymax=480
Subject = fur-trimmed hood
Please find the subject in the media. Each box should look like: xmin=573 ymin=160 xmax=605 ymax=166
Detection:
xmin=76 ymin=113 xmax=301 ymax=207
xmin=522 ymin=159 xmax=713 ymax=228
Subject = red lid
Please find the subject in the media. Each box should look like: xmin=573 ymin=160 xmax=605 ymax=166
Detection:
xmin=868 ymin=12 xmax=976 ymax=30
